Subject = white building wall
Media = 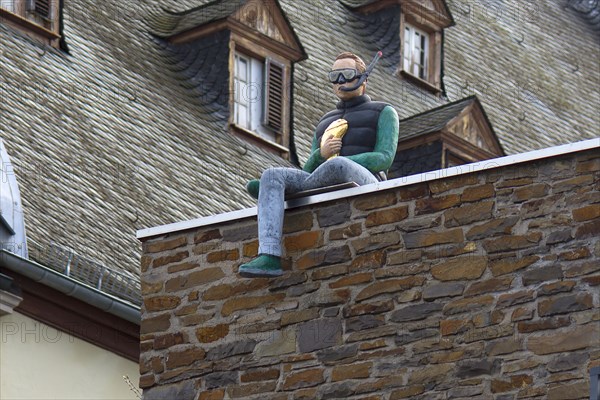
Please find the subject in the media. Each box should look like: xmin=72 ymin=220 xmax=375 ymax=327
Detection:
xmin=0 ymin=312 xmax=140 ymax=400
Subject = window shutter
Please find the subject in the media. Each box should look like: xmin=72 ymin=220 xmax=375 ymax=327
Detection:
xmin=264 ymin=59 xmax=285 ymax=133
xmin=31 ymin=0 xmax=51 ymax=19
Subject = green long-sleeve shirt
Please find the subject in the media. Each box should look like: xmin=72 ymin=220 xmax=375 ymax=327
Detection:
xmin=303 ymin=105 xmax=399 ymax=174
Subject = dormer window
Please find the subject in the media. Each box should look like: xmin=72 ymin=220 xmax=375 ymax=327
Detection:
xmin=403 ymin=23 xmax=429 ymax=81
xmin=147 ymin=0 xmax=306 ymax=158
xmin=342 ymin=0 xmax=454 ymax=94
xmin=233 ymin=53 xmax=285 ymax=144
xmin=0 ymin=0 xmax=61 ymax=46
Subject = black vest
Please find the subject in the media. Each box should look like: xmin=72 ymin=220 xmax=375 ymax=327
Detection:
xmin=314 ymin=95 xmax=389 ymax=157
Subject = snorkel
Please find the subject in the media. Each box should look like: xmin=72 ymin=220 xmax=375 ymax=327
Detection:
xmin=339 ymin=51 xmax=383 ymax=92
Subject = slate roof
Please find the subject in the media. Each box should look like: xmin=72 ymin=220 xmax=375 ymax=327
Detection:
xmin=567 ymin=0 xmax=600 ymax=32
xmin=1 ymin=0 xmax=598 ymax=289
xmin=398 ymin=96 xmax=479 ymax=139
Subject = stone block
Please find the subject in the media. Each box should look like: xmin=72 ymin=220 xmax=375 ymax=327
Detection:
xmin=395 ymin=329 xmax=438 ymax=345
xmin=365 ymin=205 xmax=409 ymax=227
xmin=538 ymin=293 xmax=593 ymax=316
xmin=143 ymin=381 xmax=196 ymax=400
xmin=444 ymin=201 xmax=494 ymax=227
xmin=575 ymin=220 xmax=600 ymax=240
xmin=345 ymin=315 xmax=385 ymax=333
xmin=455 ymin=358 xmax=500 ymax=378
xmin=298 ymin=318 xmax=342 ymax=353
xmin=464 ymin=277 xmax=513 ymax=297
xmin=226 ymin=382 xmax=278 ymax=398
xmin=145 ymin=235 xmax=188 ymax=254
xmin=465 ymin=216 xmax=519 ymax=240
xmin=354 ymin=191 xmax=398 ymax=211
xmin=297 ymin=245 xmax=352 ymax=270
xmin=317 ymin=202 xmax=351 ymax=227
xmin=351 ymin=231 xmax=401 ymax=254
xmin=527 ymin=323 xmax=599 ymax=355
xmin=282 ymin=368 xmax=325 ymax=390
xmin=206 ymin=339 xmax=257 ymax=361
xmin=165 ymin=267 xmax=225 ymax=293
xmin=349 ymin=250 xmax=386 ymax=272
xmin=490 ymin=255 xmax=539 ymax=276
xmin=207 ymin=249 xmax=239 ymax=263
xmin=443 ymin=295 xmax=494 ymax=315
xmin=283 ymin=211 xmax=314 ymax=234
xmin=141 ymin=313 xmax=171 ymax=334
xmin=513 ymin=183 xmax=549 ymax=202
xmin=202 ymin=279 xmax=270 ymax=301
xmin=415 ymin=194 xmax=461 ymax=215
xmin=483 ymin=232 xmax=542 ymax=253
xmin=422 ymin=282 xmax=465 ymax=300
xmin=545 ymin=229 xmax=573 ymax=245
xmin=346 ymin=325 xmax=398 ymax=343
xmin=547 ymin=352 xmax=588 ymax=372
xmin=221 ymin=293 xmax=285 ymax=317
xmin=196 ymin=324 xmax=229 ymax=344
xmin=547 ymin=381 xmax=589 ymax=400
xmin=205 ymin=372 xmax=238 ymax=389
xmin=317 ymin=344 xmax=359 ymax=364
xmin=152 ymin=251 xmax=189 ymax=269
xmin=284 ymin=231 xmax=322 ymax=253
xmin=496 ymin=290 xmax=535 ymax=308
xmin=431 ymin=256 xmax=487 ymax=281
xmin=486 ymin=338 xmax=522 ymax=356
xmin=403 ymin=228 xmax=464 ymax=249
xmin=281 ymin=308 xmax=320 ymax=326
xmin=389 ymin=385 xmax=425 ymax=399
xmin=166 ymin=347 xmax=205 ymax=369
xmin=461 ymin=184 xmax=495 ymax=202
xmin=517 ymin=316 xmax=571 ymax=333
xmin=408 ymin=363 xmax=454 ymax=384
xmin=429 ymin=174 xmax=478 ymax=194
xmin=255 ymin=328 xmax=296 ymax=357
xmin=522 ymin=265 xmax=563 ymax=286
xmin=329 ymin=272 xmax=372 ymax=289
xmin=194 ymin=229 xmax=222 ymax=244
xmin=331 ymin=362 xmax=372 ymax=382
xmin=389 ymin=302 xmax=443 ymax=322
xmin=329 ymin=223 xmax=362 ymax=241
xmin=491 ymin=374 xmax=533 ymax=393
xmin=342 ymin=300 xmax=394 ymax=317
xmin=144 ymin=295 xmax=181 ymax=312
xmin=241 ymin=368 xmax=280 ymax=383
xmin=355 ymin=276 xmax=425 ymax=302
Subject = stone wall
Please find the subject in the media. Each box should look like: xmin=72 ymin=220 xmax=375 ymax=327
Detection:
xmin=139 ymin=147 xmax=599 ymax=400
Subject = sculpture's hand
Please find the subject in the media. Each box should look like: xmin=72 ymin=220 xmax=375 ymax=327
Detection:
xmin=320 ymin=137 xmax=342 ymax=159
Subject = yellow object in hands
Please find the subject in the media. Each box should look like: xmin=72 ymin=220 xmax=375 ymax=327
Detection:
xmin=320 ymin=118 xmax=348 ymax=159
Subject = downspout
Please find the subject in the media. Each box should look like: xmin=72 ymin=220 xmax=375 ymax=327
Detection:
xmin=0 ymin=250 xmax=140 ymax=325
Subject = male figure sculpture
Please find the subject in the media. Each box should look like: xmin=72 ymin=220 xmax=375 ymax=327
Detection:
xmin=239 ymin=52 xmax=399 ymax=278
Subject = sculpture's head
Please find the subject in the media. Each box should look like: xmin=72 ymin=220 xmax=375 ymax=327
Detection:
xmin=329 ymin=52 xmax=367 ymax=101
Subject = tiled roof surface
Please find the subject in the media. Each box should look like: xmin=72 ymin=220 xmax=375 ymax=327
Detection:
xmin=398 ymin=96 xmax=476 ymax=139
xmin=146 ymin=0 xmax=245 ymax=38
xmin=567 ymin=0 xmax=600 ymax=32
xmin=1 ymin=0 xmax=598 ymax=278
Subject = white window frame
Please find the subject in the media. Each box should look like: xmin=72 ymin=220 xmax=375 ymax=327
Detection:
xmin=403 ymin=23 xmax=429 ymax=81
xmin=233 ymin=52 xmax=276 ymax=143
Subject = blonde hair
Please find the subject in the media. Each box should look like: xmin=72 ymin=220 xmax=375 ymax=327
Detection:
xmin=335 ymin=52 xmax=366 ymax=73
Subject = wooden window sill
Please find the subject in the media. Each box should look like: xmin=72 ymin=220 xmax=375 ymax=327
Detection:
xmin=0 ymin=8 xmax=60 ymax=42
xmin=231 ymin=124 xmax=289 ymax=158
xmin=399 ymin=69 xmax=441 ymax=95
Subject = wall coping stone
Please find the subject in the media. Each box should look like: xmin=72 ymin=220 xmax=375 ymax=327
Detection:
xmin=137 ymin=138 xmax=599 ymax=241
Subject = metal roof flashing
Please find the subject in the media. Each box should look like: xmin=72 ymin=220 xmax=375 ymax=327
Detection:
xmin=0 ymin=250 xmax=141 ymax=324
xmin=136 ymin=138 xmax=599 ymax=241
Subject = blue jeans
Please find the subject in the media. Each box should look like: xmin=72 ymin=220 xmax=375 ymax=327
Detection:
xmin=257 ymin=157 xmax=378 ymax=256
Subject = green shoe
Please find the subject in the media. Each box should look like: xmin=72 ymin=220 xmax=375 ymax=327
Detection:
xmin=238 ymin=254 xmax=283 ymax=278
xmin=247 ymin=179 xmax=260 ymax=199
